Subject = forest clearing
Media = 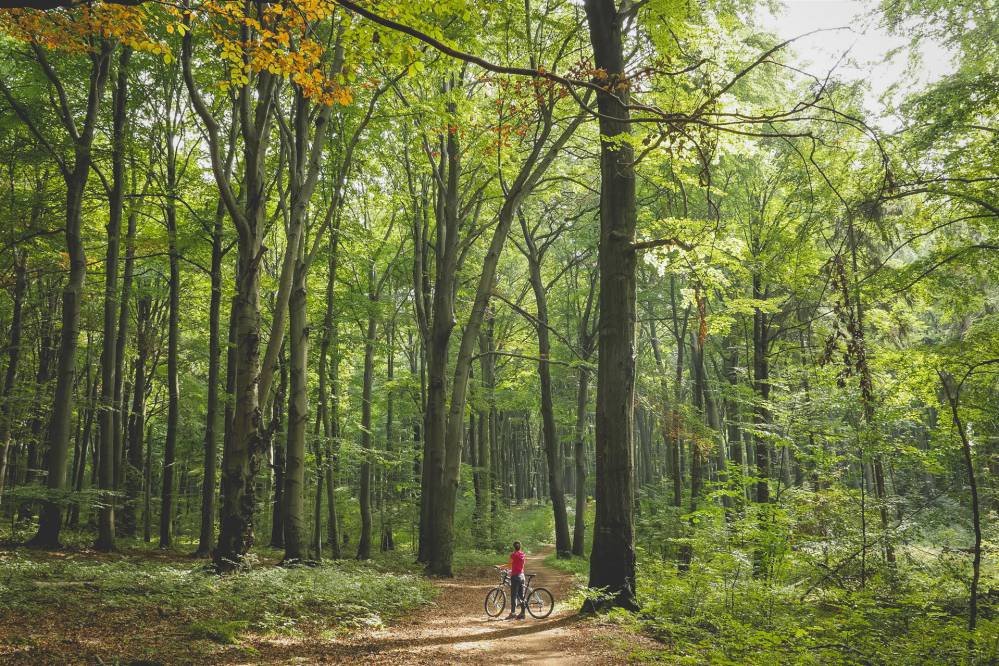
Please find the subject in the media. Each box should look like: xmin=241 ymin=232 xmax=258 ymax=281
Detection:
xmin=0 ymin=0 xmax=996 ymax=663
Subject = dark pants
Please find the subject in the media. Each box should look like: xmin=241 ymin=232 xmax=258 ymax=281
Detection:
xmin=510 ymin=574 xmax=525 ymax=614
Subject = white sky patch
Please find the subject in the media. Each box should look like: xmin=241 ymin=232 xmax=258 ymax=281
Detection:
xmin=757 ymin=0 xmax=956 ymax=127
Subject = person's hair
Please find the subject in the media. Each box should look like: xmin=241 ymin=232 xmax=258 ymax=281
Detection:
xmin=513 ymin=541 xmax=521 ymax=550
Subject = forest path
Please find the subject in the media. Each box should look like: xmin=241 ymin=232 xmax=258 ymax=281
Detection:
xmin=252 ymin=546 xmax=646 ymax=665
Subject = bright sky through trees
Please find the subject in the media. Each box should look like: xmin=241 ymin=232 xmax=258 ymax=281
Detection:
xmin=760 ymin=0 xmax=955 ymax=125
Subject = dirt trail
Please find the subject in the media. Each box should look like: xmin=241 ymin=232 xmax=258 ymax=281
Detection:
xmin=251 ymin=546 xmax=645 ymax=665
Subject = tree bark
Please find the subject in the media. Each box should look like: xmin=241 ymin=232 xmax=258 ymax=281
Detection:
xmin=582 ymin=0 xmax=640 ymax=611
xmin=160 ymin=96 xmax=181 ymax=550
xmin=196 ymin=201 xmax=225 ymax=557
xmin=357 ymin=269 xmax=377 ymax=561
xmin=283 ymin=255 xmax=310 ymax=561
xmin=521 ymin=216 xmax=571 ymax=558
xmin=96 ymin=47 xmax=130 ymax=551
xmin=572 ymin=365 xmax=590 ymax=557
xmin=0 ymin=251 xmax=26 ymax=506
xmin=29 ymin=42 xmax=113 ymax=548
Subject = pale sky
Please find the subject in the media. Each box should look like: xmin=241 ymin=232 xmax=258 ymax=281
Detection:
xmin=757 ymin=0 xmax=955 ymax=126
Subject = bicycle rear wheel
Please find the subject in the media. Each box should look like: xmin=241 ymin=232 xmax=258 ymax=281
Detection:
xmin=526 ymin=587 xmax=554 ymax=619
xmin=484 ymin=587 xmax=507 ymax=617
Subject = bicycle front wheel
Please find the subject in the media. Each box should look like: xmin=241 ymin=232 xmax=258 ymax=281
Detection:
xmin=484 ymin=587 xmax=507 ymax=617
xmin=526 ymin=587 xmax=554 ymax=619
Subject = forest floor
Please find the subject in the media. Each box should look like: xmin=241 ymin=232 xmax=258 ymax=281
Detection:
xmin=249 ymin=545 xmax=655 ymax=665
xmin=0 ymin=541 xmax=656 ymax=665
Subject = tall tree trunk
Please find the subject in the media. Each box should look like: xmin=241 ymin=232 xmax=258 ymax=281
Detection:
xmin=121 ymin=294 xmax=153 ymax=537
xmin=160 ymin=127 xmax=181 ymax=551
xmin=583 ymin=0 xmax=639 ymax=610
xmin=184 ymin=19 xmax=278 ymax=570
xmin=572 ymin=364 xmax=590 ymax=556
xmin=381 ymin=319 xmax=395 ymax=552
xmin=29 ymin=42 xmax=113 ymax=549
xmin=319 ymin=233 xmax=342 ymax=558
xmin=196 ymin=202 xmax=225 ymax=556
xmin=724 ymin=340 xmax=746 ymax=506
xmin=846 ymin=220 xmax=894 ymax=565
xmin=270 ymin=348 xmax=288 ymax=548
xmin=283 ymin=257 xmax=309 ymax=562
xmin=96 ymin=48 xmax=130 ymax=551
xmin=752 ymin=273 xmax=770 ymax=505
xmin=0 ymin=251 xmax=26 ymax=506
xmin=420 ymin=130 xmax=459 ymax=566
xmin=939 ymin=372 xmax=982 ymax=632
xmin=522 ymin=224 xmax=571 ymax=558
xmin=475 ymin=319 xmax=495 ymax=543
xmin=357 ymin=272 xmax=377 ymax=560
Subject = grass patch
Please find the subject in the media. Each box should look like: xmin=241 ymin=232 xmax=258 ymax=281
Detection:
xmin=187 ymin=619 xmax=250 ymax=644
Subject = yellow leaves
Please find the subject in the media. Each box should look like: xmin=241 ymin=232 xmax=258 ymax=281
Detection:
xmin=0 ymin=4 xmax=167 ymax=58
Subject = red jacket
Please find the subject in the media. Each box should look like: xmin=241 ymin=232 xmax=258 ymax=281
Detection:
xmin=509 ymin=550 xmax=525 ymax=575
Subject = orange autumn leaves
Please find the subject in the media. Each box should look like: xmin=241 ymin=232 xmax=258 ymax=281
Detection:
xmin=0 ymin=0 xmax=354 ymax=108
xmin=171 ymin=0 xmax=353 ymax=106
xmin=0 ymin=3 xmax=168 ymax=57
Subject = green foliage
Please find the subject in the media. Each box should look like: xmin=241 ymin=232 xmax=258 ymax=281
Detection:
xmin=621 ymin=490 xmax=999 ymax=664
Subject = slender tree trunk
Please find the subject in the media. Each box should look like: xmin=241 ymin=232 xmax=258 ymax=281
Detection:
xmin=30 ymin=43 xmax=113 ymax=549
xmin=752 ymin=273 xmax=771 ymax=505
xmin=0 ymin=251 xmax=26 ymax=506
xmin=159 ymin=146 xmax=181 ymax=550
xmin=113 ymin=189 xmax=139 ymax=494
xmin=940 ymin=372 xmax=981 ymax=632
xmin=121 ymin=295 xmax=153 ymax=537
xmin=724 ymin=340 xmax=746 ymax=506
xmin=143 ymin=422 xmax=152 ymax=543
xmin=319 ymin=232 xmax=342 ymax=558
xmin=475 ymin=320 xmax=495 ymax=543
xmin=96 ymin=48 xmax=131 ymax=551
xmin=196 ymin=203 xmax=225 ymax=557
xmin=357 ymin=274 xmax=377 ymax=560
xmin=381 ymin=319 xmax=395 ymax=552
xmin=270 ymin=349 xmax=288 ymax=548
xmin=572 ymin=365 xmax=590 ymax=556
xmin=845 ymin=221 xmax=894 ymax=565
xmin=523 ymin=234 xmax=571 ymax=557
xmin=283 ymin=256 xmax=309 ymax=562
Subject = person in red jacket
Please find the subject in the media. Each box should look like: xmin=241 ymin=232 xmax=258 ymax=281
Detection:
xmin=503 ymin=541 xmax=526 ymax=619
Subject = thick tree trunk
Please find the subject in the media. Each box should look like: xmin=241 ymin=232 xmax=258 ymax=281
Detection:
xmin=419 ymin=131 xmax=459 ymax=566
xmin=583 ymin=0 xmax=639 ymax=610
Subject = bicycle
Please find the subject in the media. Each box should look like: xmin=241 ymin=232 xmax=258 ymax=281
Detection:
xmin=484 ymin=566 xmax=555 ymax=619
